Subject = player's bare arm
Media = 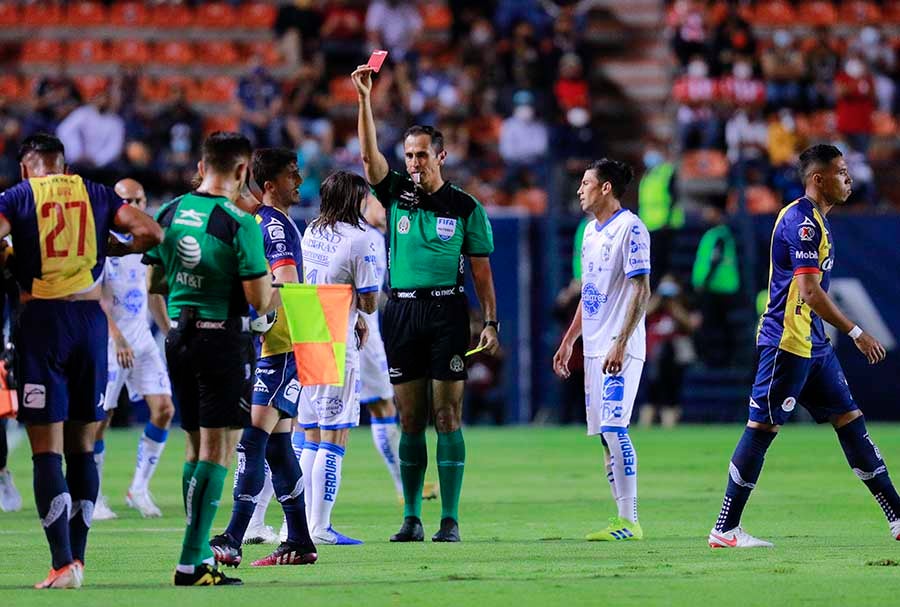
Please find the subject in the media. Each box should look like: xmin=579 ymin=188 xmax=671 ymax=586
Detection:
xmin=243 ymin=274 xmax=279 ymax=316
xmin=470 ymin=256 xmax=500 ymax=356
xmin=796 ymin=272 xmax=886 ymax=364
xmin=100 ymin=282 xmax=134 ymax=369
xmin=147 ymin=294 xmax=170 ymax=336
xmin=554 ymin=301 xmax=583 ymax=379
xmin=603 ymin=273 xmax=651 ymax=375
xmin=355 ymin=315 xmax=369 ymax=349
xmin=353 ymin=65 xmax=389 ymax=185
xmin=110 ymin=204 xmax=164 ymax=256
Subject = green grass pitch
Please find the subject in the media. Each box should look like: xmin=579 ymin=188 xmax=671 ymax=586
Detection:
xmin=1 ymin=424 xmax=899 ymax=606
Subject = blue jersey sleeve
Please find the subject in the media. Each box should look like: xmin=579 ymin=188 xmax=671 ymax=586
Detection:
xmin=781 ymin=207 xmax=822 ymax=275
xmin=258 ymin=211 xmax=300 ymax=271
xmin=0 ymin=182 xmax=31 ymax=227
xmin=623 ymin=219 xmax=651 ymax=278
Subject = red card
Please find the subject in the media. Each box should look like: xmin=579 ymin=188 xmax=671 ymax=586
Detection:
xmin=367 ymin=50 xmax=388 ymax=73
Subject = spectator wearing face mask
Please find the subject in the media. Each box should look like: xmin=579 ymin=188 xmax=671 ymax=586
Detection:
xmin=673 ymin=57 xmax=719 ymax=150
xmin=499 ymin=90 xmax=548 ymax=190
xmin=849 ymin=26 xmax=896 ymax=114
xmin=835 ymin=54 xmax=876 ymax=154
xmin=760 ymin=30 xmax=806 ymax=110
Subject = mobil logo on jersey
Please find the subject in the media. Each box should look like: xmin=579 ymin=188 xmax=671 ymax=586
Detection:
xmin=582 ymin=283 xmax=607 ymax=316
xmin=436 ymin=217 xmax=457 ymax=241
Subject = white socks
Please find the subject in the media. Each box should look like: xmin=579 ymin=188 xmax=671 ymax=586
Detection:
xmin=371 ymin=416 xmax=403 ymax=494
xmin=248 ymin=464 xmax=274 ymax=528
xmin=310 ymin=442 xmax=344 ymax=534
xmin=602 ymin=429 xmax=638 ymax=523
xmin=129 ymin=423 xmax=168 ymax=494
xmin=299 ymin=441 xmax=318 ymax=522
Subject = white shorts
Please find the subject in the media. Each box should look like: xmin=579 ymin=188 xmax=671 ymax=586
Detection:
xmin=105 ymin=333 xmax=171 ymax=411
xmin=297 ymin=365 xmax=360 ymax=430
xmin=584 ymin=354 xmax=644 ymax=435
xmin=359 ymin=317 xmax=394 ymax=404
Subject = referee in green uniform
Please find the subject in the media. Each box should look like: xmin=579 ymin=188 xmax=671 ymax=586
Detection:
xmin=353 ymin=65 xmax=500 ymax=543
xmin=144 ymin=132 xmax=279 ymax=585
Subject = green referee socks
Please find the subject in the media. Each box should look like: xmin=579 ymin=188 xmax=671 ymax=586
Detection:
xmin=437 ymin=429 xmax=466 ymax=522
xmin=181 ymin=461 xmax=197 ymax=515
xmin=399 ymin=432 xmax=428 ymax=518
xmin=179 ymin=460 xmax=227 ymax=567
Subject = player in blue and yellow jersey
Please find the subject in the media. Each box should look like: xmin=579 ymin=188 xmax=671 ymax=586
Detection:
xmin=209 ymin=148 xmax=317 ymax=568
xmin=708 ymin=145 xmax=899 ymax=549
xmin=0 ymin=134 xmax=162 ymax=588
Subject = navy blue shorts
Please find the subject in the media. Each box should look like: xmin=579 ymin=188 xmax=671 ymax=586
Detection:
xmin=15 ymin=299 xmax=107 ymax=425
xmin=749 ymin=346 xmax=857 ymax=426
xmin=252 ymin=352 xmax=301 ymax=418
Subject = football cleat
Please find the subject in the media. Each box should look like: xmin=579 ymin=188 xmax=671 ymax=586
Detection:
xmin=126 ymin=490 xmax=162 ymax=518
xmin=0 ymin=468 xmax=22 ymax=512
xmin=390 ymin=516 xmax=425 ymax=542
xmin=311 ymin=526 xmax=363 ymax=545
xmin=708 ymin=526 xmax=773 ymax=548
xmin=278 ymin=516 xmax=288 ymax=543
xmin=586 ymin=517 xmax=644 ymax=541
xmin=209 ymin=533 xmax=242 ymax=567
xmin=890 ymin=520 xmax=900 ymax=541
xmin=422 ymin=481 xmax=439 ymax=501
xmin=173 ymin=563 xmax=242 ymax=586
xmin=250 ymin=541 xmax=318 ymax=566
xmin=243 ymin=522 xmax=279 ymax=545
xmin=34 ymin=561 xmax=83 ymax=589
xmin=432 ymin=517 xmax=461 ymax=542
xmin=92 ymin=495 xmax=117 ymax=521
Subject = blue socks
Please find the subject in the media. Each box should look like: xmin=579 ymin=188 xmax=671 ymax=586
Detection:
xmin=836 ymin=416 xmax=900 ymax=523
xmin=267 ymin=431 xmax=313 ymax=546
xmin=33 ymin=453 xmax=73 ymax=569
xmin=715 ymin=427 xmax=777 ymax=532
xmin=225 ymin=426 xmax=269 ymax=543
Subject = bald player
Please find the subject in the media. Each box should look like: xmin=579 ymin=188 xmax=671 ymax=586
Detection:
xmin=93 ymin=178 xmax=175 ymax=520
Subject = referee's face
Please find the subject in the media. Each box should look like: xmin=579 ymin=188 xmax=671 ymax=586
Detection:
xmin=404 ymin=134 xmax=442 ymax=189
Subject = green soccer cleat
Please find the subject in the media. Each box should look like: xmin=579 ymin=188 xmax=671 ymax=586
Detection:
xmin=585 ymin=517 xmax=644 ymax=541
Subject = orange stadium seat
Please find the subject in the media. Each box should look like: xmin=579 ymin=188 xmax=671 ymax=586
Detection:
xmin=156 ymin=41 xmax=195 ymax=66
xmin=66 ymin=40 xmax=108 ymax=64
xmin=421 ymin=3 xmax=453 ymax=32
xmin=75 ymin=75 xmax=109 ymax=100
xmin=751 ymin=0 xmax=795 ymax=26
xmin=21 ymin=40 xmax=64 ymax=64
xmin=872 ymin=111 xmax=897 ymax=137
xmin=0 ymin=75 xmax=22 ymax=101
xmin=23 ymin=1 xmax=64 ymax=26
xmin=110 ymin=1 xmax=149 ymax=27
xmin=0 ymin=3 xmax=19 ymax=27
xmin=158 ymin=75 xmax=199 ymax=102
xmin=197 ymin=41 xmax=240 ymax=66
xmin=138 ymin=76 xmax=165 ymax=102
xmin=243 ymin=3 xmax=277 ymax=29
xmin=840 ymin=1 xmax=881 ymax=25
xmin=328 ymin=76 xmax=359 ymax=105
xmin=795 ymin=1 xmax=837 ymax=27
xmin=66 ymin=1 xmax=108 ymax=27
xmin=245 ymin=41 xmax=283 ymax=67
xmin=204 ymin=114 xmax=240 ymax=136
xmin=111 ymin=40 xmax=150 ymax=66
xmin=150 ymin=3 xmax=194 ymax=28
xmin=887 ymin=3 xmax=900 ymax=23
xmin=679 ymin=150 xmax=729 ymax=181
xmin=196 ymin=76 xmax=237 ymax=103
xmin=195 ymin=2 xmax=237 ymax=29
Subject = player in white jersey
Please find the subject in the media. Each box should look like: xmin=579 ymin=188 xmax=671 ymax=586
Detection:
xmin=297 ymin=171 xmax=379 ymax=544
xmin=554 ymin=159 xmax=651 ymax=542
xmin=93 ymin=179 xmax=174 ymax=520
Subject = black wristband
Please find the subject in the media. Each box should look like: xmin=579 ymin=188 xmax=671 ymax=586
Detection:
xmin=483 ymin=320 xmax=499 ymax=332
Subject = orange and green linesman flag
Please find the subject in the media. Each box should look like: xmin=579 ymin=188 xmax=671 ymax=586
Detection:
xmin=279 ymin=283 xmax=352 ymax=386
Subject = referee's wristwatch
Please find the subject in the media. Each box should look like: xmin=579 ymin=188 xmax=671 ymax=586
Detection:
xmin=483 ymin=320 xmax=500 ymax=333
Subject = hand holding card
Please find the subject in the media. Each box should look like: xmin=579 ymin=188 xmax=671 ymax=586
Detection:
xmin=367 ymin=50 xmax=388 ymax=73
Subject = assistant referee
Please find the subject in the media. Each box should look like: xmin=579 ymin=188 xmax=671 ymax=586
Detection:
xmin=353 ymin=65 xmax=500 ymax=543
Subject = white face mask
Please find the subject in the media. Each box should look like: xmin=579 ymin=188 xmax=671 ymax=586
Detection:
xmin=687 ymin=60 xmax=708 ymax=78
xmin=845 ymin=59 xmax=865 ymax=78
xmin=779 ymin=110 xmax=795 ymax=132
xmin=733 ymin=62 xmax=752 ymax=80
xmin=471 ymin=26 xmax=492 ymax=45
xmin=773 ymin=30 xmax=792 ymax=49
xmin=514 ymin=105 xmax=535 ymax=121
xmin=566 ymin=107 xmax=589 ymax=128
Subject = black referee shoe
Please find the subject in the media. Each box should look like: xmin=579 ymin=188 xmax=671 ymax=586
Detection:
xmin=173 ymin=563 xmax=242 ymax=586
xmin=432 ymin=517 xmax=460 ymax=542
xmin=390 ymin=516 xmax=425 ymax=542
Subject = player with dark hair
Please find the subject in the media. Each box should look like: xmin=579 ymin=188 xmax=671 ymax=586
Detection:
xmin=143 ymin=132 xmax=279 ymax=585
xmin=554 ymin=158 xmax=652 ymax=542
xmin=0 ymin=133 xmax=162 ymax=588
xmin=353 ymin=65 xmax=499 ymax=543
xmin=708 ymin=144 xmax=897 ymax=548
xmin=209 ymin=147 xmax=318 ymax=567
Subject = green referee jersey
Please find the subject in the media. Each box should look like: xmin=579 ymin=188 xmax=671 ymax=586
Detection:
xmin=371 ymin=170 xmax=494 ymax=289
xmin=142 ymin=191 xmax=268 ymax=320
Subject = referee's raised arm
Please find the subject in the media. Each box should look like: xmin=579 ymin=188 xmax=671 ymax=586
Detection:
xmin=352 ymin=65 xmax=389 ymax=185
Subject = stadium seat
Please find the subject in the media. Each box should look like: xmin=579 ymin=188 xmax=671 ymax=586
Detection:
xmin=150 ymin=3 xmax=193 ymax=28
xmin=795 ymin=1 xmax=837 ymax=27
xmin=245 ymin=41 xmax=283 ymax=68
xmin=679 ymin=150 xmax=729 ymax=180
xmin=421 ymin=3 xmax=453 ymax=32
xmin=195 ymin=76 xmax=237 ymax=103
xmin=75 ymin=74 xmax=109 ymax=101
xmin=0 ymin=3 xmax=19 ymax=27
xmin=156 ymin=41 xmax=195 ymax=66
xmin=887 ymin=3 xmax=900 ymax=23
xmin=110 ymin=1 xmax=149 ymax=28
xmin=243 ymin=3 xmax=277 ymax=29
xmin=23 ymin=1 xmax=64 ymax=26
xmin=750 ymin=0 xmax=795 ymax=26
xmin=871 ymin=111 xmax=897 ymax=137
xmin=328 ymin=76 xmax=359 ymax=106
xmin=197 ymin=41 xmax=240 ymax=66
xmin=66 ymin=40 xmax=108 ymax=65
xmin=840 ymin=1 xmax=881 ymax=24
xmin=797 ymin=110 xmax=835 ymax=138
xmin=195 ymin=2 xmax=236 ymax=29
xmin=204 ymin=114 xmax=240 ymax=135
xmin=0 ymin=74 xmax=22 ymax=101
xmin=138 ymin=76 xmax=165 ymax=103
xmin=111 ymin=40 xmax=150 ymax=66
xmin=66 ymin=1 xmax=108 ymax=27
xmin=157 ymin=75 xmax=199 ymax=103
xmin=21 ymin=40 xmax=64 ymax=64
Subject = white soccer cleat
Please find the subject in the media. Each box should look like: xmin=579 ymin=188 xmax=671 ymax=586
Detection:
xmin=278 ymin=515 xmax=288 ymax=543
xmin=125 ymin=490 xmax=162 ymax=518
xmin=244 ymin=522 xmax=279 ymax=545
xmin=0 ymin=469 xmax=22 ymax=512
xmin=92 ymin=495 xmax=118 ymax=521
xmin=708 ymin=526 xmax=773 ymax=548
xmin=890 ymin=520 xmax=900 ymax=541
